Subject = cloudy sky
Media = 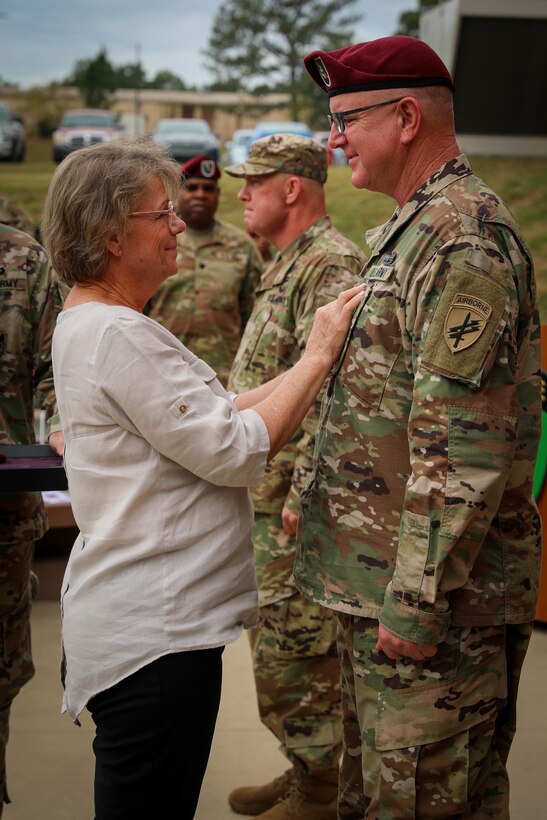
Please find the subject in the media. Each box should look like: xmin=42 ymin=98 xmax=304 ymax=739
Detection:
xmin=1 ymin=0 xmax=413 ymax=89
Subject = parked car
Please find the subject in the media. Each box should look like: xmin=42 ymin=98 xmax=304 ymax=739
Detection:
xmin=314 ymin=131 xmax=348 ymax=166
xmin=223 ymin=128 xmax=253 ymax=164
xmin=0 ymin=102 xmax=26 ymax=162
xmin=52 ymin=109 xmax=121 ymax=163
xmin=151 ymin=118 xmax=219 ymax=163
xmin=249 ymin=121 xmax=314 ymax=144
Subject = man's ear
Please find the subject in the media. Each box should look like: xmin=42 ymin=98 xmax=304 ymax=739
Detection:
xmin=398 ymin=97 xmax=421 ymax=145
xmin=284 ymin=175 xmax=301 ymax=205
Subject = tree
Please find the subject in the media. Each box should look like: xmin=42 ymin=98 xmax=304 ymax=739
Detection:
xmin=203 ymin=0 xmax=361 ymax=122
xmin=67 ymin=48 xmax=117 ymax=108
xmin=114 ymin=61 xmax=147 ymax=90
xmin=395 ymin=0 xmax=444 ymax=38
xmin=148 ymin=70 xmax=187 ymax=91
xmin=65 ymin=50 xmax=189 ymax=104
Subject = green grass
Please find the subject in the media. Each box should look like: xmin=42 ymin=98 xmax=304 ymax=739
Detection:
xmin=4 ymin=138 xmax=547 ymax=317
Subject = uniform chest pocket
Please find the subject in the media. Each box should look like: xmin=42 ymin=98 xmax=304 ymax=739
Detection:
xmin=196 ymin=260 xmax=242 ymax=310
xmin=240 ymin=303 xmax=273 ymax=369
xmin=339 ymin=294 xmax=403 ymax=411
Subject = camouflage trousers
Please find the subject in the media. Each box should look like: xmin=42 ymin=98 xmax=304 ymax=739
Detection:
xmin=249 ymin=514 xmax=342 ymax=772
xmin=336 ymin=614 xmax=532 ymax=819
xmin=0 ymin=540 xmax=36 ymax=814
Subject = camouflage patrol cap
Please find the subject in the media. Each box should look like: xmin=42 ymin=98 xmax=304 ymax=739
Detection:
xmin=305 ymin=36 xmax=454 ymax=97
xmin=225 ymin=134 xmax=328 ymax=184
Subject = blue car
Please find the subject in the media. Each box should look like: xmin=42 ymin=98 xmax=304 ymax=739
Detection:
xmin=250 ymin=121 xmax=314 ymax=143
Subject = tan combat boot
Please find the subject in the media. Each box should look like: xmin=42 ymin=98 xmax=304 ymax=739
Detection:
xmin=228 ymin=768 xmax=295 ymax=816
xmin=254 ymin=766 xmax=338 ymax=819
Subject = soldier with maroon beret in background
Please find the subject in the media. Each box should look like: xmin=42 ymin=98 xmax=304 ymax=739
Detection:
xmin=146 ymin=155 xmax=263 ymax=386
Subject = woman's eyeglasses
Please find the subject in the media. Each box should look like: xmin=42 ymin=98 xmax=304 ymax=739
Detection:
xmin=128 ymin=201 xmax=178 ymax=230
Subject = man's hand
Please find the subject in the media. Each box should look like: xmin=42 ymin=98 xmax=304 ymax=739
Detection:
xmin=281 ymin=505 xmax=299 ymax=537
xmin=48 ymin=431 xmax=65 ymax=456
xmin=376 ymin=624 xmax=438 ymax=661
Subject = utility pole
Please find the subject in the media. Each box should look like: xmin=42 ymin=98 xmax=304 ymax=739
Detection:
xmin=134 ymin=43 xmax=141 ymax=136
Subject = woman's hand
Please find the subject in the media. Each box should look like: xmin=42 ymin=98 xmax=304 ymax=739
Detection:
xmin=304 ymin=284 xmax=365 ymax=367
xmin=236 ymin=284 xmax=365 ymax=462
xmin=48 ymin=431 xmax=65 ymax=456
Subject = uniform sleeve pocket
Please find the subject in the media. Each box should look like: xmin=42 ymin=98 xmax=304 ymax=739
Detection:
xmin=391 ymin=511 xmax=430 ymax=601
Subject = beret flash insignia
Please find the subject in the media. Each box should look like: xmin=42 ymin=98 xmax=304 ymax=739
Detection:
xmin=200 ymin=159 xmax=216 ymax=178
xmin=315 ymin=56 xmax=331 ymax=87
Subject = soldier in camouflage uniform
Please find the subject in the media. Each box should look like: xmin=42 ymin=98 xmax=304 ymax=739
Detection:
xmin=296 ymin=37 xmax=542 ymax=819
xmin=0 ymin=195 xmax=35 ymax=237
xmin=0 ymin=223 xmax=61 ymax=814
xmin=226 ymin=134 xmax=365 ymax=820
xmin=146 ymin=155 xmax=262 ymax=386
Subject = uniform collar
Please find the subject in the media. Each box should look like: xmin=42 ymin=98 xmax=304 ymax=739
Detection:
xmin=366 ymin=154 xmax=473 ymax=256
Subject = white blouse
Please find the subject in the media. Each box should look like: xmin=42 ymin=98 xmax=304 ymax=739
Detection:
xmin=53 ymin=303 xmax=270 ymax=720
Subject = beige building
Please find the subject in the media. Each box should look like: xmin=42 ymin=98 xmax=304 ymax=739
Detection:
xmin=1 ymin=85 xmax=290 ymax=145
xmin=111 ymin=88 xmax=290 ymax=143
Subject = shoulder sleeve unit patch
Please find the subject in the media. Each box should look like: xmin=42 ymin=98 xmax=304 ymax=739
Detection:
xmin=444 ymin=292 xmax=491 ymax=352
xmin=420 ymin=267 xmax=508 ymax=387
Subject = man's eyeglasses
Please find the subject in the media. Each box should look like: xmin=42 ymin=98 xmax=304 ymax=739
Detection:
xmin=184 ymin=181 xmax=218 ymax=193
xmin=128 ymin=201 xmax=178 ymax=230
xmin=327 ymin=97 xmax=404 ymax=134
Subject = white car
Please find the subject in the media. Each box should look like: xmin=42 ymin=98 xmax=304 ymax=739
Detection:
xmin=152 ymin=118 xmax=220 ymax=163
xmin=224 ymin=129 xmax=253 ymax=164
xmin=52 ymin=109 xmax=121 ymax=163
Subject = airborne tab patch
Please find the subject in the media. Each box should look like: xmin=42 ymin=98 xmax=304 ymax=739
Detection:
xmin=444 ymin=293 xmax=492 ymax=353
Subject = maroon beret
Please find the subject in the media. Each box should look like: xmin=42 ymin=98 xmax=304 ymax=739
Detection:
xmin=304 ymin=36 xmax=454 ymax=97
xmin=180 ymin=154 xmax=221 ymax=181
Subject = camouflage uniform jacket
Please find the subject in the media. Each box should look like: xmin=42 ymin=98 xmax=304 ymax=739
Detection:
xmin=0 ymin=225 xmax=60 ymax=543
xmin=146 ymin=218 xmax=262 ymax=385
xmin=229 ymin=214 xmax=365 ymax=517
xmin=294 ymin=155 xmax=542 ymax=645
xmin=0 ymin=195 xmax=35 ymax=237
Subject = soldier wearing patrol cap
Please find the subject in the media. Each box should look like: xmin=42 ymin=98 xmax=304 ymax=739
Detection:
xmin=226 ymin=133 xmax=365 ymax=820
xmin=294 ymin=36 xmax=541 ymax=818
xmin=146 ymin=154 xmax=263 ymax=386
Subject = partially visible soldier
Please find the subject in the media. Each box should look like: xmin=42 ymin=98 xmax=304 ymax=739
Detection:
xmin=0 ymin=195 xmax=35 ymax=237
xmin=145 ymin=155 xmax=263 ymax=386
xmin=0 ymin=223 xmax=63 ymax=814
xmin=226 ymin=134 xmax=365 ymax=820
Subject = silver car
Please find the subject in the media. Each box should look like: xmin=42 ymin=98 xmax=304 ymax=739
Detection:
xmin=0 ymin=102 xmax=26 ymax=162
xmin=152 ymin=118 xmax=219 ymax=163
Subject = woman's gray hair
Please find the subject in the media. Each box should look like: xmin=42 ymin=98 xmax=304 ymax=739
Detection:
xmin=41 ymin=138 xmax=181 ymax=285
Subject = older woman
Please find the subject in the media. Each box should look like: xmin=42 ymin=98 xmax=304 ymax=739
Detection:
xmin=40 ymin=139 xmax=363 ymax=820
